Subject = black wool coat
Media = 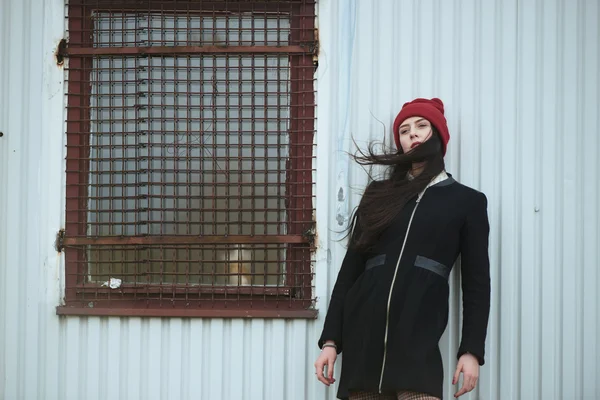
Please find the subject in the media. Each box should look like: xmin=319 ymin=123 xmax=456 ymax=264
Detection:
xmin=318 ymin=175 xmax=491 ymax=400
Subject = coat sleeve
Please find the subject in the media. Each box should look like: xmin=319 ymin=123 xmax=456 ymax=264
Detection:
xmin=317 ymin=222 xmax=367 ymax=354
xmin=457 ymin=191 xmax=491 ymax=365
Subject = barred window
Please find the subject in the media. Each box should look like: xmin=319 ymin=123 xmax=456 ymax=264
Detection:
xmin=59 ymin=0 xmax=316 ymax=317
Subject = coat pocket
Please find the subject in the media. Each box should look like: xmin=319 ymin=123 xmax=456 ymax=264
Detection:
xmin=365 ymin=254 xmax=386 ymax=271
xmin=414 ymin=255 xmax=450 ymax=279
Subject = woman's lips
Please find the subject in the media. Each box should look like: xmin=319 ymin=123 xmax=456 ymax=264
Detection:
xmin=411 ymin=141 xmax=422 ymax=149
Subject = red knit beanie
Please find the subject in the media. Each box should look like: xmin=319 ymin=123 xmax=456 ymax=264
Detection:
xmin=392 ymin=97 xmax=450 ymax=155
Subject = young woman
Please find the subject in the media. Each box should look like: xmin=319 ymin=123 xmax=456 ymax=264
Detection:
xmin=314 ymin=98 xmax=491 ymax=400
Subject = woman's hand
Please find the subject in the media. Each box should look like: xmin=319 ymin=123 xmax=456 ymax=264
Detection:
xmin=452 ymin=353 xmax=479 ymax=397
xmin=314 ymin=344 xmax=337 ymax=386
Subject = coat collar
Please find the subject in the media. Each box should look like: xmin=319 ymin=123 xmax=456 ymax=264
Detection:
xmin=418 ymin=171 xmax=454 ymax=199
xmin=426 ymin=170 xmax=449 ymax=189
xmin=407 ymin=170 xmax=452 ymax=186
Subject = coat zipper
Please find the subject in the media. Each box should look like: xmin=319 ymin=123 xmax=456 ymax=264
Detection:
xmin=378 ymin=191 xmax=425 ymax=393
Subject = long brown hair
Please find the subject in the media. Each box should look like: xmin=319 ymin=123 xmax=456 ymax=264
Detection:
xmin=348 ymin=128 xmax=445 ymax=252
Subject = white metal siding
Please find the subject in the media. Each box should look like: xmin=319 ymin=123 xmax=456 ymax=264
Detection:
xmin=317 ymin=1 xmax=600 ymax=399
xmin=0 ymin=0 xmax=598 ymax=399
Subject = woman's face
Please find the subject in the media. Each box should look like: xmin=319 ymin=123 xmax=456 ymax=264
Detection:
xmin=398 ymin=116 xmax=433 ymax=153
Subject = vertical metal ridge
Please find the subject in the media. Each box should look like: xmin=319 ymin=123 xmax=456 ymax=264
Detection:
xmin=23 ymin=0 xmax=43 ymax=398
xmin=432 ymin=0 xmax=442 ymax=94
xmin=539 ymin=2 xmax=560 ymax=398
xmin=57 ymin=316 xmax=67 ymax=400
xmin=264 ymin=320 xmax=272 ymax=399
xmin=62 ymin=318 xmax=78 ymax=399
xmin=105 ymin=318 xmax=122 ymax=400
xmin=283 ymin=320 xmax=292 ymax=400
xmin=597 ymin=33 xmax=600 ymax=395
xmin=243 ymin=318 xmax=252 ymax=399
xmin=556 ymin=0 xmax=566 ymax=398
xmin=514 ymin=0 xmax=523 ymax=394
xmin=200 ymin=319 xmax=210 ymax=400
xmin=516 ymin=0 xmax=537 ymax=398
xmin=179 ymin=319 xmax=191 ymax=400
xmin=474 ymin=0 xmax=482 ymax=192
xmin=119 ymin=318 xmax=129 ymax=399
xmin=15 ymin=0 xmax=29 ymax=396
xmin=575 ymin=2 xmax=586 ymax=399
xmin=451 ymin=0 xmax=460 ymax=168
xmin=458 ymin=0 xmax=473 ymax=181
xmin=412 ymin=0 xmax=420 ymax=92
xmin=594 ymin=5 xmax=600 ymax=399
xmin=161 ymin=318 xmax=172 ymax=400
xmin=559 ymin=0 xmax=581 ymax=398
xmin=498 ymin=0 xmax=519 ymax=398
xmin=491 ymin=1 xmax=503 ymax=398
xmin=85 ymin=318 xmax=100 ymax=400
xmin=100 ymin=318 xmax=110 ymax=400
xmin=235 ymin=319 xmax=248 ymax=398
xmin=138 ymin=318 xmax=149 ymax=399
xmin=290 ymin=320 xmax=309 ymax=399
xmin=0 ymin=0 xmax=8 ymax=396
xmin=533 ymin=0 xmax=544 ymax=398
xmin=208 ymin=319 xmax=224 ymax=400
xmin=186 ymin=319 xmax=203 ymax=400
xmin=42 ymin=0 xmax=67 ymax=396
xmin=514 ymin=0 xmax=525 ymax=391
xmin=580 ymin=1 xmax=600 ymax=397
xmin=368 ymin=0 xmax=377 ymax=118
xmin=576 ymin=0 xmax=586 ymax=393
xmin=248 ymin=319 xmax=266 ymax=399
xmin=269 ymin=320 xmax=286 ymax=399
xmin=553 ymin=3 xmax=563 ymax=398
xmin=79 ymin=318 xmax=89 ymax=399
xmin=223 ymin=319 xmax=231 ymax=400
xmin=473 ymin=1 xmax=486 ymax=398
xmin=515 ymin=0 xmax=524 ymax=384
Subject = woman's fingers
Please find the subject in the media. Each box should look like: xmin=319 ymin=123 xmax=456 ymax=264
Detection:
xmin=327 ymin=358 xmax=335 ymax=381
xmin=454 ymin=374 xmax=478 ymax=398
xmin=314 ymin=358 xmax=331 ymax=386
xmin=314 ymin=349 xmax=337 ymax=387
xmin=454 ymin=385 xmax=468 ymax=398
xmin=452 ymin=362 xmax=462 ymax=385
xmin=467 ymin=375 xmax=478 ymax=391
xmin=453 ymin=355 xmax=480 ymax=397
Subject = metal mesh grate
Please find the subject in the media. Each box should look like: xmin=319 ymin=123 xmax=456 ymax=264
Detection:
xmin=92 ymin=12 xmax=291 ymax=47
xmin=63 ymin=0 xmax=316 ymax=315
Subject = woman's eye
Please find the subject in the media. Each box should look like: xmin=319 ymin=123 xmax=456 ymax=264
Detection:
xmin=418 ymin=124 xmax=428 ymax=128
xmin=400 ymin=130 xmax=408 ymax=135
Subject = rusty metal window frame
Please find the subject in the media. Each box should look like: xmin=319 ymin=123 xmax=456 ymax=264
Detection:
xmin=58 ymin=0 xmax=317 ymax=318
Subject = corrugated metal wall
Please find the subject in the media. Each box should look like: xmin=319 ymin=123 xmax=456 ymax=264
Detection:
xmin=0 ymin=0 xmax=598 ymax=399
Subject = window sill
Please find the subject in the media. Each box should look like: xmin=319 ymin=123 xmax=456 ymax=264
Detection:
xmin=56 ymin=305 xmax=318 ymax=319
